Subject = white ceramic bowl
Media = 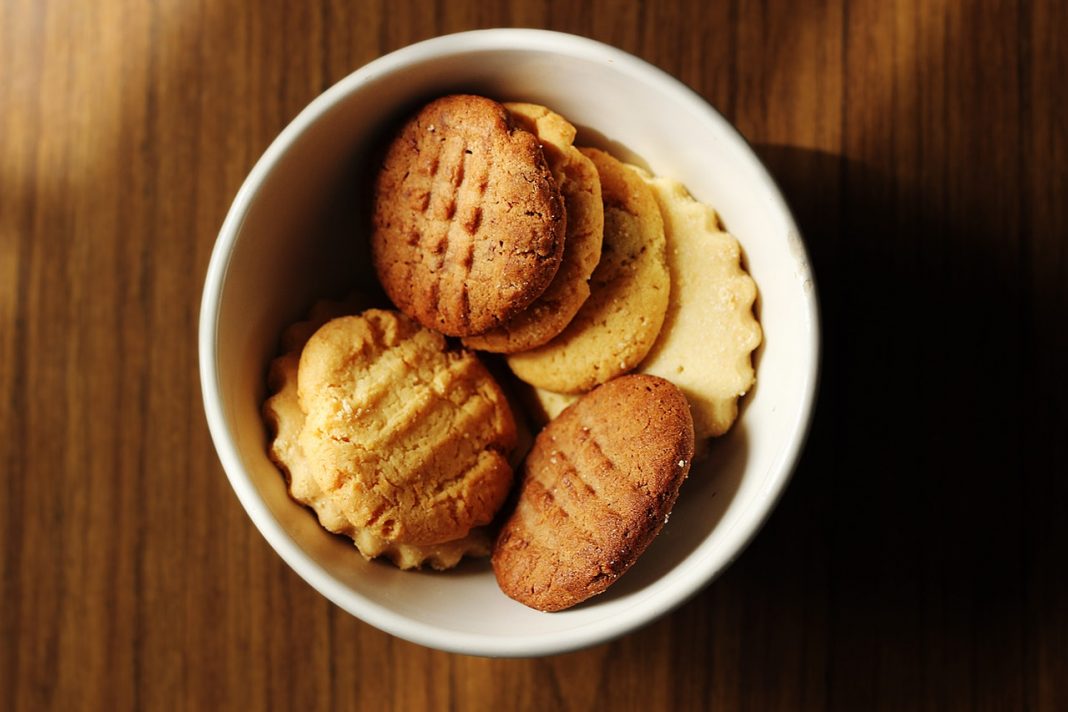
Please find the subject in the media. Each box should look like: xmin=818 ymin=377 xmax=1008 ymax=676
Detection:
xmin=199 ymin=29 xmax=819 ymax=657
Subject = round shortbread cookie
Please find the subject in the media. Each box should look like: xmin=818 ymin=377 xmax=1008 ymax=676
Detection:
xmin=296 ymin=310 xmax=517 ymax=547
xmin=263 ymin=298 xmax=495 ymax=569
xmin=506 ymin=148 xmax=669 ymax=393
xmin=463 ymin=103 xmax=604 ymax=353
xmin=373 ymin=94 xmax=566 ymax=337
xmin=633 ymin=170 xmax=762 ymax=440
xmin=492 ymin=374 xmax=695 ymax=611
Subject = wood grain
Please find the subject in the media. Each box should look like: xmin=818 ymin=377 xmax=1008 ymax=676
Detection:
xmin=2 ymin=0 xmax=1065 ymax=709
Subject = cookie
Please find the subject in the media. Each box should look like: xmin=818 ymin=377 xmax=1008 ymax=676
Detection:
xmin=519 ymin=381 xmax=716 ymax=463
xmin=505 ymin=148 xmax=669 ymax=393
xmin=278 ymin=292 xmax=374 ymax=354
xmin=492 ymin=374 xmax=695 ymax=611
xmin=265 ymin=349 xmax=493 ymax=569
xmin=516 ymin=383 xmax=578 ymax=428
xmin=297 ymin=309 xmax=516 ymax=547
xmin=263 ymin=299 xmax=495 ymax=569
xmin=372 ymin=94 xmax=566 ymax=337
xmin=463 ymin=103 xmax=604 ymax=353
xmin=634 ymin=171 xmax=762 ymax=439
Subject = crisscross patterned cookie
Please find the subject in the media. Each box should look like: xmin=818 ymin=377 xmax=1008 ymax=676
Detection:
xmin=373 ymin=94 xmax=566 ymax=337
xmin=464 ymin=102 xmax=603 ymax=353
xmin=267 ymin=301 xmax=516 ymax=567
xmin=493 ymin=374 xmax=694 ymax=611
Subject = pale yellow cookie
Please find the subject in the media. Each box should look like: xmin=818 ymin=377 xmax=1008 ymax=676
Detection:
xmin=297 ymin=310 xmax=516 ymax=548
xmin=633 ymin=171 xmax=762 ymax=441
xmin=262 ymin=299 xmax=500 ymax=570
xmin=463 ymin=103 xmax=604 ymax=353
xmin=506 ymin=148 xmax=669 ymax=393
xmin=516 ymin=382 xmax=578 ymax=428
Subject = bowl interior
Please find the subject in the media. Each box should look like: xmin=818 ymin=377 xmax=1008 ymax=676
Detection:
xmin=201 ymin=30 xmax=817 ymax=657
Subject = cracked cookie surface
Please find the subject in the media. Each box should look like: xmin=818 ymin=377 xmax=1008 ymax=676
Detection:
xmin=492 ymin=374 xmax=694 ymax=611
xmin=463 ymin=102 xmax=603 ymax=353
xmin=372 ymin=94 xmax=566 ymax=337
xmin=296 ymin=309 xmax=517 ymax=547
xmin=263 ymin=299 xmax=503 ymax=569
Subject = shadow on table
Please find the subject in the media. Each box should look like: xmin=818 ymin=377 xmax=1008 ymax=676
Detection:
xmin=659 ymin=144 xmax=1067 ymax=705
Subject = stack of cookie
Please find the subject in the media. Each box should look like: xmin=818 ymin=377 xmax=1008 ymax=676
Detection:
xmin=263 ymin=94 xmax=761 ymax=612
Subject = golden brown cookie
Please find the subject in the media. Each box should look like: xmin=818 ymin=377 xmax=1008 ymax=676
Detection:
xmin=463 ymin=103 xmax=604 ymax=353
xmin=372 ymin=94 xmax=566 ymax=337
xmin=492 ymin=374 xmax=695 ymax=611
xmin=297 ymin=309 xmax=516 ymax=547
xmin=506 ymin=148 xmax=669 ymax=393
xmin=263 ymin=299 xmax=496 ymax=569
xmin=633 ymin=170 xmax=762 ymax=440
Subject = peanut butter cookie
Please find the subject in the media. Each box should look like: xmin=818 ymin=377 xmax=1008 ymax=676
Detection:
xmin=297 ymin=309 xmax=516 ymax=547
xmin=263 ymin=300 xmax=501 ymax=569
xmin=373 ymin=94 xmax=566 ymax=337
xmin=492 ymin=374 xmax=694 ymax=611
xmin=464 ymin=103 xmax=603 ymax=353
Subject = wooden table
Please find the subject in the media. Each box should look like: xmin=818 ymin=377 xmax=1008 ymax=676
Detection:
xmin=3 ymin=1 xmax=1066 ymax=708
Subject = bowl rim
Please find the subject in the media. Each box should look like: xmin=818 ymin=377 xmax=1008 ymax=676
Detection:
xmin=199 ymin=27 xmax=821 ymax=657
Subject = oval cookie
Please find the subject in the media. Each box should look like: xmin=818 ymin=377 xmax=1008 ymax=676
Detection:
xmin=297 ymin=309 xmax=517 ymax=547
xmin=463 ymin=103 xmax=604 ymax=353
xmin=506 ymin=148 xmax=669 ymax=393
xmin=373 ymin=94 xmax=566 ymax=337
xmin=263 ymin=299 xmax=496 ymax=569
xmin=492 ymin=374 xmax=695 ymax=611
